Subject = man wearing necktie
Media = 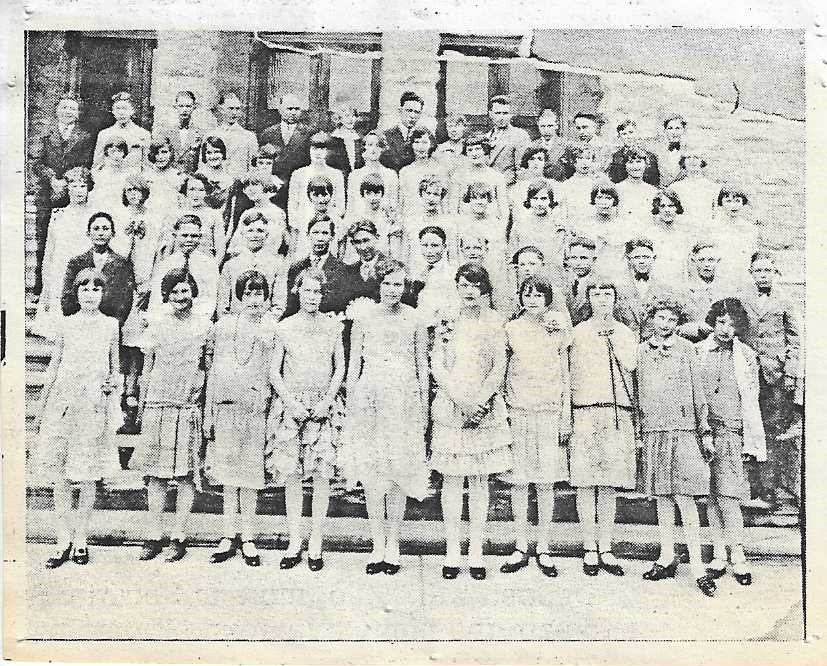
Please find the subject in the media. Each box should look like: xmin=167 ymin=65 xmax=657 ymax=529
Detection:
xmin=379 ymin=91 xmax=423 ymax=173
xmin=614 ymin=237 xmax=670 ymax=341
xmin=656 ymin=113 xmax=688 ymax=187
xmin=486 ymin=95 xmax=531 ymax=186
xmin=738 ymin=251 xmax=801 ymax=511
xmin=152 ymin=91 xmax=209 ymax=174
xmin=31 ymin=94 xmax=94 ymax=297
xmin=260 ymin=93 xmax=314 ymax=185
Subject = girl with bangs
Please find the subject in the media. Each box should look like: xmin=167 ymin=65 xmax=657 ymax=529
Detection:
xmin=500 ymin=275 xmax=571 ymax=578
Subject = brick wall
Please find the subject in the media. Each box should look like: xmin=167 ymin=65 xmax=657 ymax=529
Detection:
xmin=597 ymin=70 xmax=805 ymax=292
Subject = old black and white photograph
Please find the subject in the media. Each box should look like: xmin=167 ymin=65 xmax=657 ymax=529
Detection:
xmin=2 ymin=5 xmax=820 ymax=661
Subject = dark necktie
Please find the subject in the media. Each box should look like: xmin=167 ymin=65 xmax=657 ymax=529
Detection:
xmin=668 ymin=142 xmax=681 ymax=151
xmin=180 ymin=118 xmax=190 ymax=130
xmin=572 ymin=279 xmax=579 ymax=297
xmin=757 ymin=286 xmax=771 ymax=295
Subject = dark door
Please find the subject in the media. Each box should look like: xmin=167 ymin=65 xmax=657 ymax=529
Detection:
xmin=66 ymin=32 xmax=156 ymax=138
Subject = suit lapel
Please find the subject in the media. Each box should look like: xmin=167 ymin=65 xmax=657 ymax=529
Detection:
xmin=488 ymin=130 xmax=507 ymax=164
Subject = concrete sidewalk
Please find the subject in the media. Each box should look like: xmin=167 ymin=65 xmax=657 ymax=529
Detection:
xmin=24 ymin=544 xmax=803 ymax=642
xmin=26 ymin=508 xmax=802 ymax=558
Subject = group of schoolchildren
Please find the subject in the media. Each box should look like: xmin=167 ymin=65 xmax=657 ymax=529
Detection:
xmin=31 ymin=87 xmax=802 ymax=600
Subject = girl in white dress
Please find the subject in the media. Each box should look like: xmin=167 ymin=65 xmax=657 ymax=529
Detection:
xmin=431 ymin=264 xmax=513 ymax=580
xmin=268 ymin=268 xmax=345 ymax=571
xmin=398 ymin=127 xmax=446 ymax=218
xmin=347 ymin=131 xmax=400 ymax=216
xmin=500 ymin=275 xmax=571 ymax=577
xmin=145 ymin=137 xmax=184 ymax=214
xmin=35 ymin=268 xmax=120 ymax=567
xmin=134 ymin=268 xmax=211 ymax=563
xmin=342 ymin=258 xmax=430 ymax=575
xmin=204 ymin=271 xmax=274 ymax=567
xmin=670 ymin=147 xmax=718 ymax=225
xmin=197 ymin=136 xmax=235 ymax=212
xmin=33 ymin=167 xmax=97 ymax=339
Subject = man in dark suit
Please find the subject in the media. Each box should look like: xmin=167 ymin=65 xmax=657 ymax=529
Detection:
xmin=379 ymin=90 xmax=423 ymax=172
xmin=31 ymin=94 xmax=94 ymax=296
xmin=282 ymin=215 xmax=347 ymax=318
xmin=151 ymin=90 xmax=209 ymax=174
xmin=607 ymin=118 xmax=660 ymax=186
xmin=259 ymin=93 xmax=314 ymax=184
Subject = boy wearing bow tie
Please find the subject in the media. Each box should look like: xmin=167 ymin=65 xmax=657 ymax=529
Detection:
xmin=738 ymin=252 xmax=801 ymax=512
xmin=152 ymin=90 xmax=208 ymax=174
xmin=614 ymin=237 xmax=669 ymax=341
xmin=656 ymin=114 xmax=688 ymax=187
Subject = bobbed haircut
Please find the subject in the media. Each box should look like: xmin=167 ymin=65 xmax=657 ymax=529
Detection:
xmin=623 ymin=146 xmax=650 ymax=164
xmin=463 ymin=132 xmax=492 ymax=155
xmin=362 ymin=130 xmax=387 ymax=150
xmin=103 ymin=137 xmax=129 ymax=157
xmin=463 ymin=181 xmax=493 ymax=203
xmin=717 ymin=185 xmax=749 ymax=207
xmin=72 ymin=267 xmax=105 ymax=295
xmin=646 ymin=295 xmax=688 ymax=324
xmin=235 ymin=269 xmax=270 ymax=301
xmin=160 ymin=268 xmax=198 ymax=302
xmin=409 ymin=127 xmax=437 ymax=155
xmin=122 ymin=174 xmax=151 ymax=206
xmin=201 ymin=135 xmax=227 ymax=161
xmin=180 ymin=172 xmax=212 ymax=196
xmin=148 ymin=137 xmax=175 ymax=165
xmin=523 ymin=180 xmax=558 ymax=210
xmin=293 ymin=265 xmax=328 ymax=295
xmin=518 ymin=274 xmax=555 ymax=307
xmin=375 ymin=257 xmax=407 ymax=284
xmin=64 ymin=166 xmax=94 ymax=190
xmin=455 ymin=263 xmax=492 ymax=296
xmin=652 ymin=189 xmax=684 ymax=215
xmin=520 ymin=146 xmax=549 ymax=169
xmin=419 ymin=174 xmax=448 ymax=198
xmin=307 ymin=175 xmax=334 ymax=198
xmin=705 ymin=298 xmax=750 ymax=338
xmin=359 ymin=173 xmax=385 ymax=196
xmin=590 ymin=182 xmax=620 ymax=206
xmin=583 ymin=277 xmax=618 ymax=319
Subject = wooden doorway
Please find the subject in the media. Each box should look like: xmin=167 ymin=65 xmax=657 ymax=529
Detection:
xmin=66 ymin=31 xmax=157 ymax=137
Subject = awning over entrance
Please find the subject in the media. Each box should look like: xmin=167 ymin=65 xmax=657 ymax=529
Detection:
xmin=531 ymin=29 xmax=804 ymax=121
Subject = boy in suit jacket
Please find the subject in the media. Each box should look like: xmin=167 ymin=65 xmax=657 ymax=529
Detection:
xmin=259 ymin=93 xmax=314 ymax=182
xmin=563 ymin=236 xmax=599 ymax=326
xmin=379 ymin=91 xmax=423 ymax=172
xmin=739 ymin=251 xmax=802 ymax=510
xmin=613 ymin=237 xmax=670 ymax=341
xmin=152 ymin=90 xmax=209 ymax=174
xmin=60 ymin=211 xmax=136 ymax=433
xmin=530 ymin=108 xmax=567 ymax=181
xmin=678 ymin=241 xmax=730 ymax=342
xmin=282 ymin=216 xmax=347 ymax=318
xmin=607 ymin=118 xmax=660 ymax=186
xmin=560 ymin=112 xmax=609 ymax=179
xmin=487 ymin=95 xmax=532 ymax=186
xmin=31 ymin=94 xmax=95 ymax=296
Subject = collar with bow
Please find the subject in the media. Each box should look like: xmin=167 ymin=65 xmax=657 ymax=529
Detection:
xmin=647 ymin=334 xmax=677 ymax=355
xmin=668 ymin=141 xmax=681 ymax=151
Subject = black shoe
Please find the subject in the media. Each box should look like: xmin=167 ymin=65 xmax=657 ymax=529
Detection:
xmin=210 ymin=538 xmax=237 ymax=564
xmin=536 ymin=553 xmax=559 ymax=578
xmin=241 ymin=542 xmax=261 ymax=567
xmin=139 ymin=539 xmax=166 ymax=561
xmin=469 ymin=566 xmax=487 ymax=580
xmin=500 ymin=549 xmax=530 ymax=574
xmin=383 ymin=562 xmax=401 ymax=575
xmin=280 ymin=552 xmax=303 ymax=570
xmin=365 ymin=561 xmax=385 ymax=575
xmin=308 ymin=556 xmax=324 ymax=572
xmin=165 ymin=538 xmax=187 ymax=562
xmin=599 ymin=552 xmax=625 ymax=576
xmin=705 ymin=564 xmax=727 ymax=580
xmin=45 ymin=543 xmax=73 ymax=569
xmin=642 ymin=561 xmax=678 ymax=581
xmin=582 ymin=550 xmax=599 ymax=576
xmin=734 ymin=571 xmax=753 ymax=586
xmin=72 ymin=546 xmax=89 ymax=565
xmin=697 ymin=575 xmax=717 ymax=597
xmin=442 ymin=566 xmax=460 ymax=580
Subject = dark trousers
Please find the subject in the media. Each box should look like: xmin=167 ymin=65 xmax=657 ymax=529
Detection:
xmin=750 ymin=375 xmax=799 ymax=502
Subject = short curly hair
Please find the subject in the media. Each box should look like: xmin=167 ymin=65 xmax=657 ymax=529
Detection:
xmin=705 ymin=298 xmax=750 ymax=339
